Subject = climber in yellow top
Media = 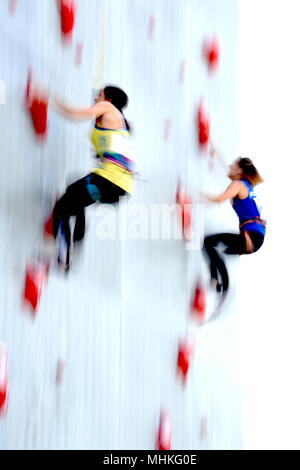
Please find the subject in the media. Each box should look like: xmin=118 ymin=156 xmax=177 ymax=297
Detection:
xmin=51 ymin=85 xmax=134 ymax=270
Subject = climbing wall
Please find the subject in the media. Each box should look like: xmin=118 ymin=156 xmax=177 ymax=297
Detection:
xmin=0 ymin=0 xmax=241 ymax=450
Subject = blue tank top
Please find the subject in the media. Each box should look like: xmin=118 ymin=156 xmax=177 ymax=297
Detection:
xmin=232 ymin=179 xmax=266 ymax=235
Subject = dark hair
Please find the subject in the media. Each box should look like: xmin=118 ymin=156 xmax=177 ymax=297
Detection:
xmin=103 ymin=85 xmax=131 ymax=132
xmin=237 ymin=157 xmax=263 ymax=186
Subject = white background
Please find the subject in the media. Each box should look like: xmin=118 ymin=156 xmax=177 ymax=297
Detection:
xmin=239 ymin=0 xmax=300 ymax=450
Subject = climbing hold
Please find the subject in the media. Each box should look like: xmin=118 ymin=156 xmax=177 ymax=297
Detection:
xmin=177 ymin=338 xmax=195 ymax=383
xmin=179 ymin=59 xmax=186 ymax=84
xmin=26 ymin=71 xmax=48 ymax=140
xmin=23 ymin=260 xmax=49 ymax=314
xmin=182 ymin=196 xmax=192 ymax=241
xmin=44 ymin=214 xmax=54 ymax=239
xmin=0 ymin=342 xmax=8 ymax=417
xmin=8 ymin=0 xmax=17 ymax=15
xmin=44 ymin=197 xmax=60 ymax=239
xmin=192 ymin=282 xmax=206 ymax=323
xmin=176 ymin=180 xmax=193 ymax=241
xmin=58 ymin=0 xmax=76 ymax=42
xmin=28 ymin=95 xmax=48 ymax=140
xmin=29 ymin=97 xmax=48 ymax=139
xmin=176 ymin=178 xmax=184 ymax=206
xmin=197 ymin=102 xmax=210 ymax=149
xmin=56 ymin=359 xmax=65 ymax=385
xmin=148 ymin=15 xmax=156 ymax=40
xmin=75 ymin=41 xmax=83 ymax=67
xmin=182 ymin=194 xmax=192 ymax=241
xmin=200 ymin=415 xmax=208 ymax=441
xmin=164 ymin=117 xmax=172 ymax=141
xmin=203 ymin=36 xmax=220 ymax=72
xmin=157 ymin=410 xmax=172 ymax=450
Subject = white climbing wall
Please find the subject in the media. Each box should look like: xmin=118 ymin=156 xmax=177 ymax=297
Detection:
xmin=0 ymin=0 xmax=241 ymax=450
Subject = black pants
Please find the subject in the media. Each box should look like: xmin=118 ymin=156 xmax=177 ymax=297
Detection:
xmin=52 ymin=173 xmax=126 ymax=248
xmin=203 ymin=231 xmax=265 ymax=291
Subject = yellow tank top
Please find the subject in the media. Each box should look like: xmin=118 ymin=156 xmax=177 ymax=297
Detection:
xmin=90 ymin=125 xmax=135 ymax=194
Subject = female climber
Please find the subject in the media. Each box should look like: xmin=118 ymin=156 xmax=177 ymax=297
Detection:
xmin=50 ymin=85 xmax=134 ymax=270
xmin=200 ymin=156 xmax=266 ymax=293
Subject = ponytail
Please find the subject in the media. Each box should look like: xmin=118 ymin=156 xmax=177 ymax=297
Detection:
xmin=238 ymin=157 xmax=264 ymax=186
xmin=120 ymin=110 xmax=131 ymax=132
xmin=103 ymin=85 xmax=131 ymax=132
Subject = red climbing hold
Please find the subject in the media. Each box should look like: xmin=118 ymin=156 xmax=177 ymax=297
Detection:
xmin=176 ymin=180 xmax=193 ymax=241
xmin=200 ymin=415 xmax=208 ymax=441
xmin=164 ymin=117 xmax=172 ymax=141
xmin=192 ymin=282 xmax=206 ymax=322
xmin=157 ymin=410 xmax=172 ymax=450
xmin=56 ymin=359 xmax=65 ymax=385
xmin=177 ymin=338 xmax=195 ymax=383
xmin=176 ymin=178 xmax=184 ymax=206
xmin=58 ymin=0 xmax=76 ymax=42
xmin=148 ymin=15 xmax=156 ymax=40
xmin=29 ymin=97 xmax=48 ymax=139
xmin=44 ymin=214 xmax=54 ymax=239
xmin=26 ymin=72 xmax=48 ymax=140
xmin=197 ymin=102 xmax=210 ymax=149
xmin=9 ymin=0 xmax=17 ymax=15
xmin=182 ymin=195 xmax=192 ymax=241
xmin=203 ymin=36 xmax=220 ymax=72
xmin=75 ymin=41 xmax=83 ymax=67
xmin=23 ymin=260 xmax=49 ymax=314
xmin=0 ymin=342 xmax=8 ymax=416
